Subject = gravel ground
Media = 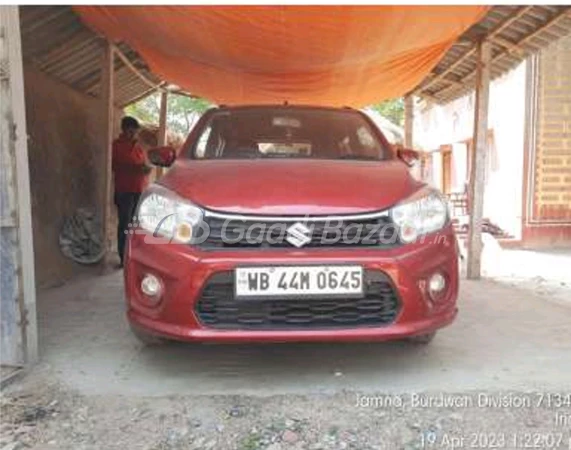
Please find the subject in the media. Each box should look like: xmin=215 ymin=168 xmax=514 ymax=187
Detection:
xmin=2 ymin=379 xmax=570 ymax=450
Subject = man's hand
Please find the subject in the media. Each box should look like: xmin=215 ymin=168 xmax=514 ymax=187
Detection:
xmin=134 ymin=163 xmax=152 ymax=174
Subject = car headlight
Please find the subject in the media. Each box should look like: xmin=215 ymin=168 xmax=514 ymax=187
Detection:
xmin=136 ymin=186 xmax=203 ymax=244
xmin=389 ymin=188 xmax=448 ymax=243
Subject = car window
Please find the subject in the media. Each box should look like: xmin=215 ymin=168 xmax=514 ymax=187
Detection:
xmin=357 ymin=126 xmax=377 ymax=149
xmin=189 ymin=108 xmax=390 ymax=161
xmin=195 ymin=125 xmax=212 ymax=158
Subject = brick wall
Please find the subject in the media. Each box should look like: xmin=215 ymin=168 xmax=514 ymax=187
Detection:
xmin=523 ymin=33 xmax=571 ymax=246
xmin=535 ymin=34 xmax=571 ymax=219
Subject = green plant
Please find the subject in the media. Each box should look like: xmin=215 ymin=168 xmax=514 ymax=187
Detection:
xmin=369 ymin=98 xmax=404 ymax=126
xmin=125 ymin=92 xmax=212 ymax=136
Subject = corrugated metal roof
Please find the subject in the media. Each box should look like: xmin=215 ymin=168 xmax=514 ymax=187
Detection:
xmin=414 ymin=5 xmax=571 ymax=104
xmin=19 ymin=5 xmax=162 ymax=107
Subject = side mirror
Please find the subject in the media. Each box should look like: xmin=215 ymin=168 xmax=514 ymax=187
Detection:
xmin=148 ymin=146 xmax=176 ymax=167
xmin=395 ymin=147 xmax=420 ymax=167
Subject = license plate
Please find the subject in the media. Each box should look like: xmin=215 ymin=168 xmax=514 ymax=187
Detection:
xmin=235 ymin=265 xmax=363 ymax=299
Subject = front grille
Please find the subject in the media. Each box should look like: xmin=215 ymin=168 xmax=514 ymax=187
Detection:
xmin=199 ymin=212 xmax=400 ymax=249
xmin=195 ymin=270 xmax=401 ymax=330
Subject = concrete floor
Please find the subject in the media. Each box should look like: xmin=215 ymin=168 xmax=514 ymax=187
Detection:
xmin=484 ymin=248 xmax=571 ymax=306
xmin=34 ymin=271 xmax=571 ymax=397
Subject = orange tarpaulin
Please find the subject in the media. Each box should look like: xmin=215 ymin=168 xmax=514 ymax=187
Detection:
xmin=75 ymin=6 xmax=488 ymax=106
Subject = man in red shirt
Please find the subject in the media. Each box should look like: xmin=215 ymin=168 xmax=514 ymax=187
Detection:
xmin=112 ymin=116 xmax=152 ymax=267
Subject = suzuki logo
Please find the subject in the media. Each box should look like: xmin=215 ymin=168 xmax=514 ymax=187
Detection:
xmin=286 ymin=222 xmax=311 ymax=248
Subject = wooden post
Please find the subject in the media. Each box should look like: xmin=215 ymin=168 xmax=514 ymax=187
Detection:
xmin=156 ymin=91 xmax=168 ymax=178
xmin=1 ymin=5 xmax=38 ymax=365
xmin=466 ymin=40 xmax=491 ymax=280
xmin=404 ymin=94 xmax=413 ymax=148
xmin=100 ymin=40 xmax=114 ymax=269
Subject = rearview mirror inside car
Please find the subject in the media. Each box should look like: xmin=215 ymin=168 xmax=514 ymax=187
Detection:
xmin=148 ymin=146 xmax=176 ymax=167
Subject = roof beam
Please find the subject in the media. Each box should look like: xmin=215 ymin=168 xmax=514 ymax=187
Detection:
xmin=454 ymin=9 xmax=571 ymax=95
xmin=121 ymin=85 xmax=160 ymax=107
xmin=112 ymin=44 xmax=164 ymax=92
xmin=167 ymin=89 xmax=201 ymax=101
xmin=432 ymin=8 xmax=571 ymax=100
xmin=489 ymin=36 xmax=526 ymax=56
xmin=416 ymin=6 xmax=533 ymax=94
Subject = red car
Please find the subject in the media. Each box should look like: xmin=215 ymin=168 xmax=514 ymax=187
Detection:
xmin=125 ymin=105 xmax=458 ymax=345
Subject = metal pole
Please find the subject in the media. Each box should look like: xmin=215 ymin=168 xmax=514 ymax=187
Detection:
xmin=467 ymin=40 xmax=491 ymax=280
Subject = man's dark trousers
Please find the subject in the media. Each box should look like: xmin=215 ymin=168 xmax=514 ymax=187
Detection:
xmin=114 ymin=192 xmax=141 ymax=264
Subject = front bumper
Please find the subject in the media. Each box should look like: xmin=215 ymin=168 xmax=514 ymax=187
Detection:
xmin=124 ymin=225 xmax=459 ymax=343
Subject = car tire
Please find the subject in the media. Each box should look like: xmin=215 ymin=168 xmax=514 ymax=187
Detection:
xmin=130 ymin=325 xmax=167 ymax=346
xmin=406 ymin=332 xmax=436 ymax=345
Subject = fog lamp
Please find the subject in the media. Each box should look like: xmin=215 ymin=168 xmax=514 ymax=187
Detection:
xmin=428 ymin=273 xmax=446 ymax=298
xmin=141 ymin=273 xmax=163 ymax=298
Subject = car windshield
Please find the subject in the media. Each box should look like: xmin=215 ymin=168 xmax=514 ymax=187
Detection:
xmin=189 ymin=107 xmax=391 ymax=161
